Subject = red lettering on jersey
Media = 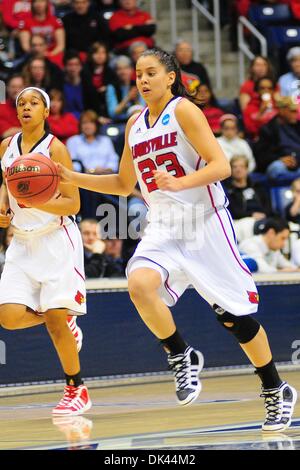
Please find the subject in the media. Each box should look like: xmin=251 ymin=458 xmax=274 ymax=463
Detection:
xmin=138 ymin=151 xmax=186 ymax=193
xmin=150 ymin=136 xmax=163 ymax=152
xmin=132 ymin=132 xmax=178 ymax=159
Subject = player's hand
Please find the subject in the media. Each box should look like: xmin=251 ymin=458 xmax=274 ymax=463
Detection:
xmin=153 ymin=171 xmax=184 ymax=192
xmin=55 ymin=163 xmax=74 ymax=183
xmin=84 ymin=240 xmax=105 ymax=254
xmin=0 ymin=206 xmax=11 ymax=228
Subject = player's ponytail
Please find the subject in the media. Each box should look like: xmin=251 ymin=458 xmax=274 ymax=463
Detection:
xmin=140 ymin=48 xmax=191 ymax=99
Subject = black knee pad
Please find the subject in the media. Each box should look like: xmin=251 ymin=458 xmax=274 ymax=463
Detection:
xmin=213 ymin=304 xmax=260 ymax=344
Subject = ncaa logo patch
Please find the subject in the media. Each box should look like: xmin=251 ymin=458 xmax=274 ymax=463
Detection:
xmin=162 ymin=114 xmax=170 ymax=125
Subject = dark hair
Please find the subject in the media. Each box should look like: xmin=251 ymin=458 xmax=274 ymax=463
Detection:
xmin=22 ymin=57 xmax=51 ymax=90
xmin=87 ymin=41 xmax=109 ymax=68
xmin=261 ymin=217 xmax=289 ymax=234
xmin=17 ymin=88 xmax=48 ymax=108
xmin=249 ymin=55 xmax=275 ymax=81
xmin=254 ymin=76 xmax=276 ymax=93
xmin=63 ymin=49 xmax=81 ymax=66
xmin=49 ymin=88 xmax=65 ymax=113
xmin=139 ymin=48 xmax=189 ymax=98
xmin=7 ymin=73 xmax=24 ymax=85
xmin=193 ymin=82 xmax=219 ymax=108
xmin=31 ymin=0 xmax=50 ymax=17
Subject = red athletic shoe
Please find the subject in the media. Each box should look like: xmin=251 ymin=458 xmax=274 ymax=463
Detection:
xmin=67 ymin=316 xmax=83 ymax=352
xmin=52 ymin=385 xmax=92 ymax=416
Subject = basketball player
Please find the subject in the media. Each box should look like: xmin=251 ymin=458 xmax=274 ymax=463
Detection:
xmin=57 ymin=50 xmax=297 ymax=431
xmin=0 ymin=87 xmax=91 ymax=415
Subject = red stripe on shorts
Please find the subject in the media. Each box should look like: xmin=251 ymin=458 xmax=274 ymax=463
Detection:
xmin=63 ymin=225 xmax=75 ymax=250
xmin=74 ymin=267 xmax=85 ymax=282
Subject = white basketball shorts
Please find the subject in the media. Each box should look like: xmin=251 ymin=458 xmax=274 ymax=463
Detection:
xmin=0 ymin=221 xmax=86 ymax=315
xmin=127 ymin=207 xmax=259 ymax=316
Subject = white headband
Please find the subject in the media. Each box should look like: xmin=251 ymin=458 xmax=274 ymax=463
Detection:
xmin=16 ymin=87 xmax=50 ymax=109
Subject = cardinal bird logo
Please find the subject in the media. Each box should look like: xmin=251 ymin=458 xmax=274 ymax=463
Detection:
xmin=247 ymin=291 xmax=259 ymax=304
xmin=75 ymin=290 xmax=85 ymax=305
xmin=17 ymin=180 xmax=30 ymax=194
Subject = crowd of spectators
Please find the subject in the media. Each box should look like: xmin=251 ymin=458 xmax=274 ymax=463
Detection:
xmin=1 ymin=0 xmax=300 ymax=277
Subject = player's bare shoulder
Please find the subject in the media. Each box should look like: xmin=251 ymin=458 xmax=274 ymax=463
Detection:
xmin=49 ymin=136 xmax=73 ymax=168
xmin=175 ymin=97 xmax=205 ymax=122
xmin=123 ymin=112 xmax=143 ymax=146
xmin=175 ymin=96 xmax=212 ymax=139
xmin=127 ymin=112 xmax=142 ymax=133
xmin=0 ymin=137 xmax=13 ymax=159
xmin=49 ymin=136 xmax=65 ymax=159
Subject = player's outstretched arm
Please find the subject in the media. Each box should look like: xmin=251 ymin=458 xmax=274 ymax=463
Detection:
xmin=57 ymin=116 xmax=137 ymax=197
xmin=154 ymin=99 xmax=231 ymax=192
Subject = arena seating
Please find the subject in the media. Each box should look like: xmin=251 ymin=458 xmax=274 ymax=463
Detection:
xmin=248 ymin=4 xmax=292 ymax=28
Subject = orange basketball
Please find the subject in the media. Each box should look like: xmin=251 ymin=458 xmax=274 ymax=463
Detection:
xmin=6 ymin=153 xmax=60 ymax=206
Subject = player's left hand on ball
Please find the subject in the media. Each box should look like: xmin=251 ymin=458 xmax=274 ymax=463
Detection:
xmin=153 ymin=170 xmax=184 ymax=192
xmin=0 ymin=206 xmax=11 ymax=228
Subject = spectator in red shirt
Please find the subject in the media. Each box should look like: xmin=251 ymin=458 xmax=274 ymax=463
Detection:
xmin=1 ymin=0 xmax=31 ymax=30
xmin=18 ymin=0 xmax=65 ymax=68
xmin=47 ymin=88 xmax=79 ymax=143
xmin=290 ymin=0 xmax=300 ymax=19
xmin=109 ymin=0 xmax=156 ymax=54
xmin=239 ymin=56 xmax=279 ymax=111
xmin=0 ymin=74 xmax=24 ymax=139
xmin=193 ymin=83 xmax=225 ymax=135
xmin=243 ymin=77 xmax=278 ymax=141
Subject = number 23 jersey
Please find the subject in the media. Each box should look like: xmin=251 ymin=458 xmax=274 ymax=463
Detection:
xmin=128 ymin=96 xmax=228 ymax=218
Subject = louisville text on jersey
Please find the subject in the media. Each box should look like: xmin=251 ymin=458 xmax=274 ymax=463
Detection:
xmin=132 ymin=131 xmax=178 ymax=159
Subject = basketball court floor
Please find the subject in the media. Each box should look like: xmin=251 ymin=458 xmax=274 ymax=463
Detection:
xmin=0 ymin=370 xmax=299 ymax=450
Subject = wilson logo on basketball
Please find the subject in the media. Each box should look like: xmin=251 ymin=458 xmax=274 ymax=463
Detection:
xmin=7 ymin=164 xmax=40 ymax=176
xmin=247 ymin=291 xmax=259 ymax=304
xmin=75 ymin=291 xmax=85 ymax=305
xmin=17 ymin=181 xmax=30 ymax=194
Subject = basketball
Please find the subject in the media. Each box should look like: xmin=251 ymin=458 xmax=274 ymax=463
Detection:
xmin=6 ymin=153 xmax=60 ymax=206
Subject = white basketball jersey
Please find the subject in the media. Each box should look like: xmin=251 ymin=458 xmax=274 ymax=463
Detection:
xmin=1 ymin=132 xmax=69 ymax=231
xmin=128 ymin=96 xmax=228 ymax=220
